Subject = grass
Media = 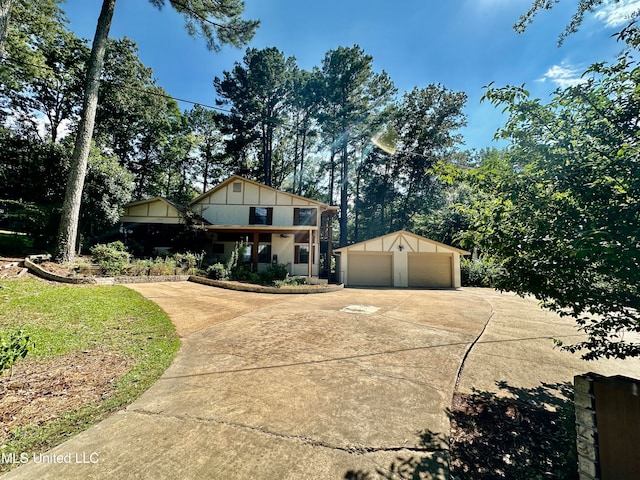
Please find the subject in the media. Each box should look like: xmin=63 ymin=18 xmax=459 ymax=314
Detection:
xmin=0 ymin=279 xmax=180 ymax=472
xmin=0 ymin=232 xmax=34 ymax=257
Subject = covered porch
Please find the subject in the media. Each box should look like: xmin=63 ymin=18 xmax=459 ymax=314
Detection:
xmin=203 ymin=225 xmax=321 ymax=279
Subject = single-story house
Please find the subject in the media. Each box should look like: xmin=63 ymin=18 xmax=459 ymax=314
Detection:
xmin=120 ymin=175 xmax=339 ymax=281
xmin=335 ymin=230 xmax=470 ymax=288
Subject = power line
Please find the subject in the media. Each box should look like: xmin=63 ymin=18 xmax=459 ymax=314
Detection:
xmin=1 ymin=56 xmax=233 ymax=114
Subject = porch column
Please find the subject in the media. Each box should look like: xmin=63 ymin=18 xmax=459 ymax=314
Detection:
xmin=308 ymin=228 xmax=313 ymax=278
xmin=252 ymin=231 xmax=259 ymax=272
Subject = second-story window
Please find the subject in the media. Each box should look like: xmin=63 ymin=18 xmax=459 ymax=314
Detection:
xmin=249 ymin=207 xmax=273 ymax=225
xmin=294 ymin=207 xmax=317 ymax=226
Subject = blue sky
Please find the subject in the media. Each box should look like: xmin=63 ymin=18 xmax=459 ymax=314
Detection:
xmin=61 ymin=0 xmax=640 ymax=150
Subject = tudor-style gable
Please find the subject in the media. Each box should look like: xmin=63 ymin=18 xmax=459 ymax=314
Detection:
xmin=189 ymin=175 xmax=335 ymax=227
xmin=335 ymin=230 xmax=469 ymax=255
xmin=121 ymin=197 xmax=183 ymax=225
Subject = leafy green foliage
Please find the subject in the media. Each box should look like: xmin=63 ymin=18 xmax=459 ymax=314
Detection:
xmin=0 ymin=328 xmax=34 ymax=376
xmin=461 ymin=253 xmax=502 ymax=288
xmin=274 ymin=276 xmax=307 ymax=287
xmin=468 ymin=30 xmax=640 ymax=359
xmin=0 ymin=231 xmax=34 ymax=256
xmin=516 ymin=0 xmax=639 ymax=45
xmin=90 ymin=241 xmax=131 ymax=275
xmin=151 ymin=0 xmax=259 ymax=52
xmin=257 ymin=263 xmax=289 ymax=284
xmin=206 ymin=262 xmax=228 ymax=280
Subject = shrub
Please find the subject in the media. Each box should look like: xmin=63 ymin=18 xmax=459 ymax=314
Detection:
xmin=125 ymin=259 xmax=152 ymax=276
xmin=206 ymin=263 xmax=228 ymax=280
xmin=90 ymin=241 xmax=131 ymax=275
xmin=173 ymin=252 xmax=201 ymax=274
xmin=148 ymin=257 xmax=176 ymax=276
xmin=461 ymin=252 xmax=502 ymax=287
xmin=258 ymin=263 xmax=289 ymax=285
xmin=274 ymin=276 xmax=307 ymax=287
xmin=229 ymin=265 xmax=252 ymax=282
xmin=1 ymin=329 xmax=34 ymax=376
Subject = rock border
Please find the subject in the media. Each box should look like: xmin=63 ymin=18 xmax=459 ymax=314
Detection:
xmin=22 ymin=256 xmax=343 ymax=294
xmin=188 ymin=276 xmax=343 ymax=294
xmin=24 ymin=256 xmax=189 ymax=286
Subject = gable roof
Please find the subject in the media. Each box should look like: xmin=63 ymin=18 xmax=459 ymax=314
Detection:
xmin=335 ymin=230 xmax=470 ymax=255
xmin=189 ymin=175 xmax=338 ymax=211
xmin=123 ymin=197 xmax=183 ymax=211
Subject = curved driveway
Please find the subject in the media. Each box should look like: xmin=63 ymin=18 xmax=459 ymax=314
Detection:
xmin=3 ymin=283 xmax=638 ymax=480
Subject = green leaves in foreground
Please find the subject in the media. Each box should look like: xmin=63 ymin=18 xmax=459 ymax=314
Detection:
xmin=0 ymin=279 xmax=179 ymax=469
xmin=467 ymin=28 xmax=640 ymax=360
xmin=0 ymin=329 xmax=34 ymax=376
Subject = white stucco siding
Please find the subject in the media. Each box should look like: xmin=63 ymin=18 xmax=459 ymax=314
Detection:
xmin=336 ymin=230 xmax=468 ymax=288
xmin=272 ymin=234 xmax=294 ymax=269
xmin=192 ymin=178 xmax=323 ymax=227
xmin=121 ymin=199 xmax=181 ymax=225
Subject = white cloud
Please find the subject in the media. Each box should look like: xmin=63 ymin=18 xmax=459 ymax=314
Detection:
xmin=595 ymin=0 xmax=640 ymax=28
xmin=539 ymin=63 xmax=586 ymax=88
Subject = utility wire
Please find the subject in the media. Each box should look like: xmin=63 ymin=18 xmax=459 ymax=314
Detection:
xmin=1 ymin=56 xmax=233 ymax=114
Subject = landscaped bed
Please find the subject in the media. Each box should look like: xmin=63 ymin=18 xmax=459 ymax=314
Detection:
xmin=0 ymin=279 xmax=180 ymax=473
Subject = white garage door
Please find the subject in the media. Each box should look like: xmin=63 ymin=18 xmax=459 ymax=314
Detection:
xmin=408 ymin=253 xmax=452 ymax=288
xmin=347 ymin=253 xmax=392 ymax=287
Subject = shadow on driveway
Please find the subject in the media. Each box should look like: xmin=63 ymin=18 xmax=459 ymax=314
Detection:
xmin=344 ymin=381 xmax=577 ymax=480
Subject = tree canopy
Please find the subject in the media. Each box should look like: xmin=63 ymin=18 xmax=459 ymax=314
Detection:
xmin=466 ymin=26 xmax=640 ymax=359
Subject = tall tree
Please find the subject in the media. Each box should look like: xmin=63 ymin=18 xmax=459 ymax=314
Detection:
xmin=469 ymin=27 xmax=640 ymax=359
xmin=319 ymin=45 xmax=396 ymax=246
xmin=186 ymin=104 xmax=224 ymax=193
xmin=2 ymin=29 xmax=88 ymax=142
xmin=289 ymin=68 xmax=323 ymax=195
xmin=1 ymin=0 xmax=70 ymax=111
xmin=0 ymin=0 xmax=13 ymax=55
xmin=55 ymin=0 xmax=258 ymax=262
xmin=214 ymin=47 xmax=295 ymax=187
xmin=392 ymin=85 xmax=467 ymax=229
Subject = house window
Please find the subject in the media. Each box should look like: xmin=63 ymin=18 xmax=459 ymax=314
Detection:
xmin=295 ymin=245 xmax=313 ymax=264
xmin=258 ymin=244 xmax=272 ymax=263
xmin=294 ymin=208 xmax=317 ymax=226
xmin=244 ymin=244 xmax=272 ymax=263
xmin=249 ymin=207 xmax=273 ymax=225
xmin=232 ymin=182 xmax=242 ymax=192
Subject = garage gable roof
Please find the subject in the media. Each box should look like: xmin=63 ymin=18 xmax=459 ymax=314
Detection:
xmin=335 ymin=230 xmax=470 ymax=255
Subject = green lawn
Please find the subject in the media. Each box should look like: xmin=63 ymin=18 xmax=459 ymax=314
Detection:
xmin=0 ymin=279 xmax=180 ymax=472
xmin=0 ymin=232 xmax=34 ymax=257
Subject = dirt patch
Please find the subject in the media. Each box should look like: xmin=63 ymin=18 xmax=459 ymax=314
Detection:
xmin=449 ymin=384 xmax=577 ymax=480
xmin=0 ymin=349 xmax=132 ymax=443
xmin=0 ymin=259 xmax=27 ymax=280
xmin=37 ymin=261 xmax=78 ymax=277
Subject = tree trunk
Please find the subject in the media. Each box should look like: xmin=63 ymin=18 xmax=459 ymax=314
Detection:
xmin=339 ymin=140 xmax=348 ymax=247
xmin=298 ymin=115 xmax=308 ymax=196
xmin=203 ymin=145 xmax=211 ymax=193
xmin=55 ymin=0 xmax=116 ymax=263
xmin=0 ymin=0 xmax=13 ymax=56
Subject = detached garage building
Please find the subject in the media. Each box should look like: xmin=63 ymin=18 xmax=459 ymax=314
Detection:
xmin=335 ymin=230 xmax=469 ymax=288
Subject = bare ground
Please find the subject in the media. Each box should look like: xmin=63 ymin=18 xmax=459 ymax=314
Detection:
xmin=0 ymin=349 xmax=132 ymax=444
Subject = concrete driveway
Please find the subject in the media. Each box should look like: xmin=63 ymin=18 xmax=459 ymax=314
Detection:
xmin=3 ymin=283 xmax=638 ymax=480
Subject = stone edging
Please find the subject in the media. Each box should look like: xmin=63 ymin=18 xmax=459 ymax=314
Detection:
xmin=23 ymin=257 xmax=342 ymax=293
xmin=24 ymin=256 xmax=189 ymax=285
xmin=188 ymin=275 xmax=344 ymax=294
xmin=25 ymin=257 xmax=96 ymax=284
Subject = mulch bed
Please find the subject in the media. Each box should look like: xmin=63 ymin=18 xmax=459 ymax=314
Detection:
xmin=0 ymin=349 xmax=132 ymax=444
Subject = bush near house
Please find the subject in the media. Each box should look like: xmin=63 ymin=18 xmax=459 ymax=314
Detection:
xmin=88 ymin=242 xmax=201 ymax=276
xmin=461 ymin=252 xmax=502 ymax=287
